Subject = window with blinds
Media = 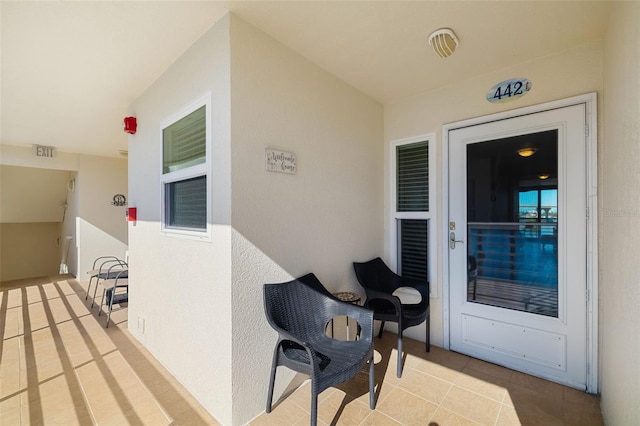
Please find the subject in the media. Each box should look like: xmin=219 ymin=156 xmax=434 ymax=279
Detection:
xmin=165 ymin=176 xmax=206 ymax=230
xmin=398 ymin=219 xmax=429 ymax=281
xmin=397 ymin=141 xmax=429 ymax=212
xmin=163 ymin=105 xmax=206 ymax=174
xmin=161 ymin=96 xmax=210 ymax=236
xmin=393 ymin=139 xmax=432 ymax=290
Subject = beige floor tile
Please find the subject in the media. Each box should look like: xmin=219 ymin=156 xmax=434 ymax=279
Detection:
xmin=155 ymin=386 xmax=204 ymax=419
xmin=317 ymin=391 xmax=372 ymax=425
xmin=1 ymin=288 xmax=21 ymax=308
xmin=0 ymin=378 xmax=22 ymax=415
xmin=497 ymin=402 xmax=565 ymax=426
xmin=440 ymin=386 xmax=502 ymax=426
xmin=464 ymin=358 xmax=514 ymax=382
xmin=414 ymin=357 xmax=463 ymax=382
xmin=376 ymin=386 xmax=438 ymax=426
xmin=424 ymin=345 xmax=471 ymax=371
xmin=171 ymin=406 xmax=222 ymax=426
xmin=20 ymin=374 xmax=91 ymax=424
xmin=503 ymin=382 xmax=566 ymax=421
xmin=47 ymin=296 xmax=75 ymax=324
xmin=454 ymin=368 xmax=509 ymax=402
xmin=2 ymin=306 xmax=21 ymax=339
xmin=397 ymin=368 xmax=452 ymax=405
xmin=336 ymin=367 xmax=376 ymax=401
xmin=510 ymin=370 xmax=565 ymax=399
xmin=24 ymin=285 xmax=44 ymax=305
xmin=1 ymin=277 xmax=607 ymax=426
xmin=0 ymin=336 xmax=21 ymax=374
xmin=359 ymin=410 xmax=403 ymax=425
xmin=432 ymin=406 xmax=483 ymax=425
xmin=0 ymin=404 xmax=22 ymax=425
xmin=252 ymin=396 xmax=311 ymax=425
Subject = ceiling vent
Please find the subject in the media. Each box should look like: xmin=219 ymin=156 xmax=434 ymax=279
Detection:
xmin=428 ymin=28 xmax=459 ymax=58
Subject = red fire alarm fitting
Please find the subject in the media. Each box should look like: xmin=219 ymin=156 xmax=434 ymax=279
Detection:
xmin=124 ymin=116 xmax=137 ymax=134
xmin=126 ymin=207 xmax=137 ymax=222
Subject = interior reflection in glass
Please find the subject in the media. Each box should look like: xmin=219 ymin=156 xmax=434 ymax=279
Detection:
xmin=466 ymin=130 xmax=558 ymax=317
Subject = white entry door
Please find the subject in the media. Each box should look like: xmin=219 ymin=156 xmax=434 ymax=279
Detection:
xmin=447 ymin=102 xmax=591 ymax=390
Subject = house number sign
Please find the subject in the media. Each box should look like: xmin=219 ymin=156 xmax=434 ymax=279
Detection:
xmin=265 ymin=148 xmax=296 ymax=174
xmin=486 ymin=78 xmax=532 ymax=104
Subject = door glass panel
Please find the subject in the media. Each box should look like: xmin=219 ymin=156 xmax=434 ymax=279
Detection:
xmin=466 ymin=130 xmax=558 ymax=317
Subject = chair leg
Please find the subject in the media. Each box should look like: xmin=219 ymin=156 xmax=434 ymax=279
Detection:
xmin=98 ymin=289 xmax=107 ymax=316
xmin=266 ymin=345 xmax=280 ymax=413
xmin=425 ymin=315 xmax=431 ymax=352
xmin=368 ymin=355 xmax=375 ymax=409
xmin=106 ymin=288 xmax=115 ymax=328
xmin=310 ymin=392 xmax=318 ymax=426
xmin=396 ymin=331 xmax=403 ymax=378
xmin=377 ymin=321 xmax=385 ymax=338
xmin=86 ymin=277 xmax=95 ymax=300
xmin=266 ymin=367 xmax=276 ymax=413
xmin=91 ymin=277 xmax=101 ymax=308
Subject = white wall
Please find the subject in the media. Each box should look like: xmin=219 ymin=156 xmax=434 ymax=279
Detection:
xmin=0 ymin=222 xmax=61 ymax=281
xmin=75 ymin=155 xmax=128 ymax=276
xmin=601 ymin=2 xmax=640 ymax=423
xmin=0 ymin=147 xmax=127 ymax=279
xmin=128 ymin=12 xmax=383 ymax=425
xmin=127 ymin=14 xmax=234 ymax=425
xmin=0 ymin=165 xmax=69 ymax=223
xmin=229 ymin=16 xmax=383 ymax=424
xmin=384 ymin=40 xmax=603 ymax=347
xmin=0 ymin=165 xmax=69 ymax=281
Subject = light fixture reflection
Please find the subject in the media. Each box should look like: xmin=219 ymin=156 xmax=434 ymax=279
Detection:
xmin=517 ymin=147 xmax=537 ymax=157
xmin=538 ymin=173 xmax=550 ymax=180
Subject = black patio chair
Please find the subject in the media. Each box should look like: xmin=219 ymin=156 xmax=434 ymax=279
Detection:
xmin=264 ymin=279 xmax=375 ymax=426
xmin=297 ymin=272 xmax=337 ymax=299
xmin=353 ymin=257 xmax=430 ymax=378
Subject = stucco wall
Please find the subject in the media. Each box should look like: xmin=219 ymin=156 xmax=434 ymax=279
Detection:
xmin=0 ymin=222 xmax=61 ymax=281
xmin=128 ymin=13 xmax=383 ymax=425
xmin=601 ymin=2 xmax=640 ymax=423
xmin=127 ymin=14 xmax=234 ymax=425
xmin=384 ymin=40 xmax=603 ymax=347
xmin=75 ymin=155 xmax=128 ymax=277
xmin=229 ymin=16 xmax=383 ymax=424
xmin=0 ymin=147 xmax=127 ymax=279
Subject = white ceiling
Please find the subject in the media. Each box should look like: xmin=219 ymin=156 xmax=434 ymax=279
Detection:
xmin=0 ymin=1 xmax=612 ymax=159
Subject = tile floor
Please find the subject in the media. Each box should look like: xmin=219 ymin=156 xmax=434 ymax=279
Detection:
xmin=1 ymin=275 xmax=219 ymax=425
xmin=1 ymin=275 xmax=603 ymax=425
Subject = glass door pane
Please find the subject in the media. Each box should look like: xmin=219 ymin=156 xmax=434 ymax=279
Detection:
xmin=466 ymin=130 xmax=558 ymax=317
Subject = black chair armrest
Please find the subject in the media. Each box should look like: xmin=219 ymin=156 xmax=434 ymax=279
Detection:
xmin=363 ymin=287 xmax=403 ymax=315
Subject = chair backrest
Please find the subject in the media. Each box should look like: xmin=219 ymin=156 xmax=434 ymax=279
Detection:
xmin=353 ymin=257 xmax=402 ymax=293
xmin=264 ymin=280 xmax=331 ymax=340
xmin=296 ymin=273 xmax=336 ymax=299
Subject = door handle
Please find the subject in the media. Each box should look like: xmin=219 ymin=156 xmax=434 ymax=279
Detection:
xmin=449 ymin=231 xmax=464 ymax=249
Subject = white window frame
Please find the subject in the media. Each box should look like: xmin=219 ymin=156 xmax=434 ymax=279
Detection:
xmin=160 ymin=93 xmax=212 ymax=241
xmin=390 ymin=133 xmax=437 ymax=298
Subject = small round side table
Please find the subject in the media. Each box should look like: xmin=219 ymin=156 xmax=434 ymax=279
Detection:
xmin=332 ymin=291 xmax=361 ymax=340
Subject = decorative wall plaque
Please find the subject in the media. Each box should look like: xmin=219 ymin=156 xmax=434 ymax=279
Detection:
xmin=265 ymin=148 xmax=296 ymax=174
xmin=111 ymin=194 xmax=127 ymax=206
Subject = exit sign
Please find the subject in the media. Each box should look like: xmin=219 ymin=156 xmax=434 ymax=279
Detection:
xmin=33 ymin=145 xmax=56 ymax=158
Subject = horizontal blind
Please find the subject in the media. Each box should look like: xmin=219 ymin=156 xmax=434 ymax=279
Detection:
xmin=163 ymin=105 xmax=206 ymax=174
xmin=166 ymin=176 xmax=206 ymax=230
xmin=398 ymin=219 xmax=429 ymax=281
xmin=397 ymin=141 xmax=429 ymax=212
